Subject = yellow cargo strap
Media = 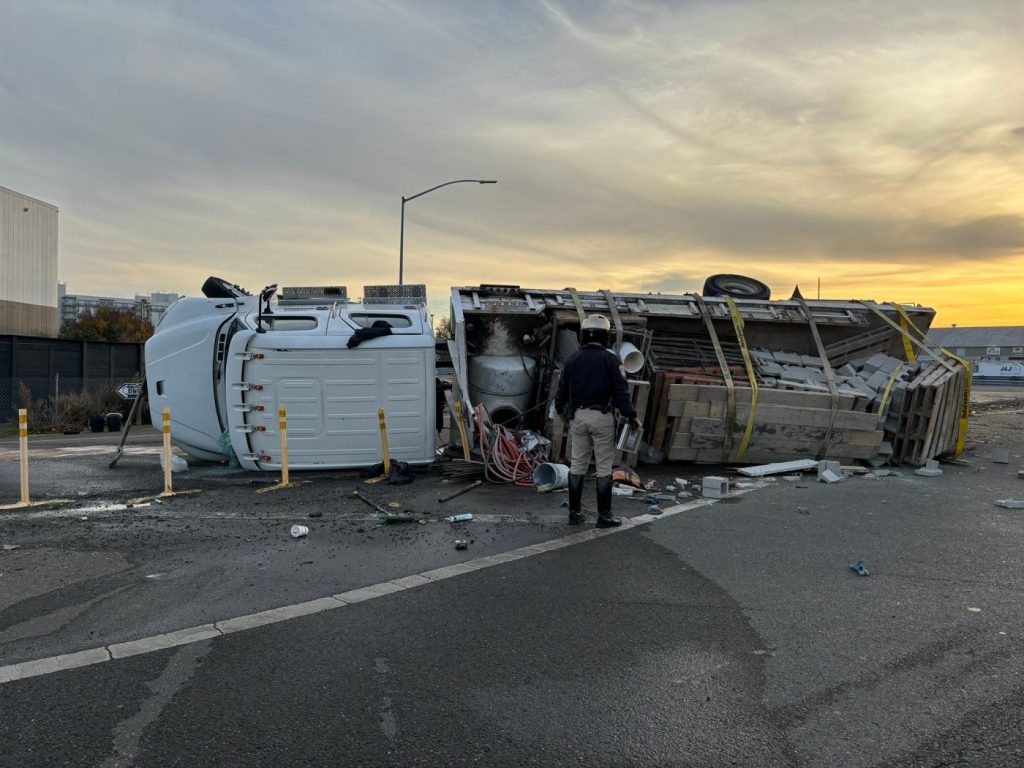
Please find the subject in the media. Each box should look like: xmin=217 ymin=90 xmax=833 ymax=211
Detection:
xmin=566 ymin=287 xmax=587 ymax=323
xmin=857 ymin=301 xmax=970 ymax=458
xmin=723 ymin=296 xmax=758 ymax=462
xmin=876 ymin=363 xmax=904 ymax=428
xmin=895 ymin=306 xmax=918 ymax=364
xmin=694 ymin=295 xmax=735 ymax=462
xmin=796 ymin=297 xmax=841 ymax=460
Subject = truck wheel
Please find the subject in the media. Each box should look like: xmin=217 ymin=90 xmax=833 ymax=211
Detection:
xmin=702 ymin=274 xmax=771 ymax=301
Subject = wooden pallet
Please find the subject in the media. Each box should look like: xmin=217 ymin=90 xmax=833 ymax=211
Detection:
xmin=657 ymin=381 xmax=883 ymax=464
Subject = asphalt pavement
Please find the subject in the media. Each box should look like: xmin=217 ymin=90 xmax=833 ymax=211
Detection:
xmin=1 ymin=426 xmax=1023 ymax=767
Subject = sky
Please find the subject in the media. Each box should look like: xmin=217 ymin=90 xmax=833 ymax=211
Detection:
xmin=2 ymin=0 xmax=1022 ymax=326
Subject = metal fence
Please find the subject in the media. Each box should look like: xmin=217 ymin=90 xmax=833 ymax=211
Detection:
xmin=0 ymin=376 xmax=142 ymax=427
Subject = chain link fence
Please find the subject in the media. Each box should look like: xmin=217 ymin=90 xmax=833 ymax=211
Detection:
xmin=0 ymin=376 xmax=147 ymax=431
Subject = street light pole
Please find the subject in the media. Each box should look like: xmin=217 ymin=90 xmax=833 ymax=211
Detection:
xmin=399 ymin=179 xmax=496 ymax=285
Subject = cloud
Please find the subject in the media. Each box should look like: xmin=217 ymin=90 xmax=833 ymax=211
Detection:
xmin=0 ymin=0 xmax=1021 ymax=326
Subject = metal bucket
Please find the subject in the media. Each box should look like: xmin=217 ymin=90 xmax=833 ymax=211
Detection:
xmin=533 ymin=462 xmax=570 ymax=492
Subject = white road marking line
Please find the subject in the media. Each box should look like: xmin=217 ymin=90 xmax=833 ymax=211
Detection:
xmin=0 ymin=495 xmax=729 ymax=685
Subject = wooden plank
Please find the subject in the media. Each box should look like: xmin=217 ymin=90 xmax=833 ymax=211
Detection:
xmin=689 ymin=418 xmax=883 ymax=446
xmin=682 ymin=401 xmax=712 ymax=418
xmin=693 ymin=439 xmax=879 ymax=461
xmin=669 ymin=430 xmax=693 ymax=450
xmin=651 ymin=372 xmax=672 ymax=452
xmin=705 ymin=402 xmax=879 ymax=431
xmin=675 ymin=384 xmax=855 ymax=410
xmin=667 ymin=446 xmax=699 ymax=461
xmin=664 ymin=384 xmax=702 ymax=403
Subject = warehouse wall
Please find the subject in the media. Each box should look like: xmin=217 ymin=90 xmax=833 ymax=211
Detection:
xmin=0 ymin=185 xmax=58 ymax=336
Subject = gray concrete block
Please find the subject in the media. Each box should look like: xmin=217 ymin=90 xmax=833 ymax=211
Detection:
xmin=774 ymin=351 xmax=803 ymax=366
xmin=838 ymin=363 xmax=858 ymax=378
xmin=877 ymin=356 xmax=903 ymax=375
xmin=863 ymin=353 xmax=889 ymax=373
xmin=758 ymin=361 xmax=783 ymax=377
xmin=993 ymin=449 xmax=1010 ymax=464
xmin=702 ymin=476 xmax=729 ymax=498
xmin=817 ymin=460 xmax=842 ymax=478
xmin=801 ymin=354 xmax=823 ymax=367
xmin=819 ymin=469 xmax=843 ymax=484
xmin=865 ymin=369 xmax=891 ymax=392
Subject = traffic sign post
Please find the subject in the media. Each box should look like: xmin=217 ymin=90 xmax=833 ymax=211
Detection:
xmin=116 ymin=383 xmax=142 ymax=400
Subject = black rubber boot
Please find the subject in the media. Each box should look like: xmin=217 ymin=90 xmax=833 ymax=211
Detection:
xmin=595 ymin=476 xmax=621 ymax=528
xmin=567 ymin=473 xmax=586 ymax=524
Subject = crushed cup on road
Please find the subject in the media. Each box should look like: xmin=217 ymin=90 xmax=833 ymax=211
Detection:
xmin=290 ymin=524 xmax=309 ymax=538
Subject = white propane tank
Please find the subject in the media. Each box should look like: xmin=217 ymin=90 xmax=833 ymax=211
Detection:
xmin=468 ymin=355 xmax=537 ymax=424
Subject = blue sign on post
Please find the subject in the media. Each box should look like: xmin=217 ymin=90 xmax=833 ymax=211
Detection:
xmin=116 ymin=383 xmax=142 ymax=400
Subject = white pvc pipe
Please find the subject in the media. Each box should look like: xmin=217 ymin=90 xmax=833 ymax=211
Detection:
xmin=618 ymin=342 xmax=644 ymax=374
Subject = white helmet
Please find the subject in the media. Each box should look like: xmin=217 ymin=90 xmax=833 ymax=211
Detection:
xmin=580 ymin=314 xmax=611 ymax=346
xmin=581 ymin=314 xmax=611 ymax=332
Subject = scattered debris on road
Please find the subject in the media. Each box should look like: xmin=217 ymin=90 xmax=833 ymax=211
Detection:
xmin=850 ymin=560 xmax=871 ymax=577
xmin=994 ymin=499 xmax=1024 ymax=509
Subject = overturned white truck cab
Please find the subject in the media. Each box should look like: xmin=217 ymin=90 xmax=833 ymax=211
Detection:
xmin=145 ymin=278 xmax=436 ymax=470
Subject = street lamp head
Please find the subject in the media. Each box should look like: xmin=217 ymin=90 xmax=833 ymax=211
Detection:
xmin=479 ymin=180 xmax=497 ymax=184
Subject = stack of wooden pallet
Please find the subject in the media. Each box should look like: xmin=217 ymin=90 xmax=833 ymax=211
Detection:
xmin=884 ymin=360 xmax=967 ymax=465
xmin=650 ymin=379 xmax=884 ymax=464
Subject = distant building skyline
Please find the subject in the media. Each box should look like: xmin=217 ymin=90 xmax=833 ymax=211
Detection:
xmin=58 ymin=283 xmax=180 ymax=328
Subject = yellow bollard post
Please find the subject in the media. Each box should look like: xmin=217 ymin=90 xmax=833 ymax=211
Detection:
xmin=162 ymin=407 xmax=172 ymax=495
xmin=279 ymin=406 xmax=289 ymax=486
xmin=19 ymin=409 xmax=29 ymax=505
xmin=454 ymin=401 xmax=471 ymax=461
xmin=378 ymin=408 xmax=391 ymax=476
xmin=1 ymin=408 xmax=74 ymax=510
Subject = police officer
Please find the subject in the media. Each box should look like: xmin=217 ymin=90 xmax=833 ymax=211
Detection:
xmin=554 ymin=314 xmax=640 ymax=527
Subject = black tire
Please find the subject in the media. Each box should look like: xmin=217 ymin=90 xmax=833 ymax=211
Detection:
xmin=702 ymin=274 xmax=771 ymax=301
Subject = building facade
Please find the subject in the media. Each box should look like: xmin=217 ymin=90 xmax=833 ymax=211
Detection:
xmin=59 ymin=285 xmax=181 ymax=327
xmin=0 ymin=185 xmax=59 ymax=336
xmin=929 ymin=326 xmax=1024 ymax=362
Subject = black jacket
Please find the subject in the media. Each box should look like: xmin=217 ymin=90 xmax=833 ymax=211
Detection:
xmin=554 ymin=344 xmax=636 ymax=418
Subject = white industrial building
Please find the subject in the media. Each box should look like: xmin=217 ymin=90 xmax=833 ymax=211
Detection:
xmin=0 ymin=185 xmax=59 ymax=336
xmin=928 ymin=326 xmax=1024 ymax=362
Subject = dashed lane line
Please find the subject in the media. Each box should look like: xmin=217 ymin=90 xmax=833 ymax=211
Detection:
xmin=0 ymin=495 xmax=732 ymax=685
